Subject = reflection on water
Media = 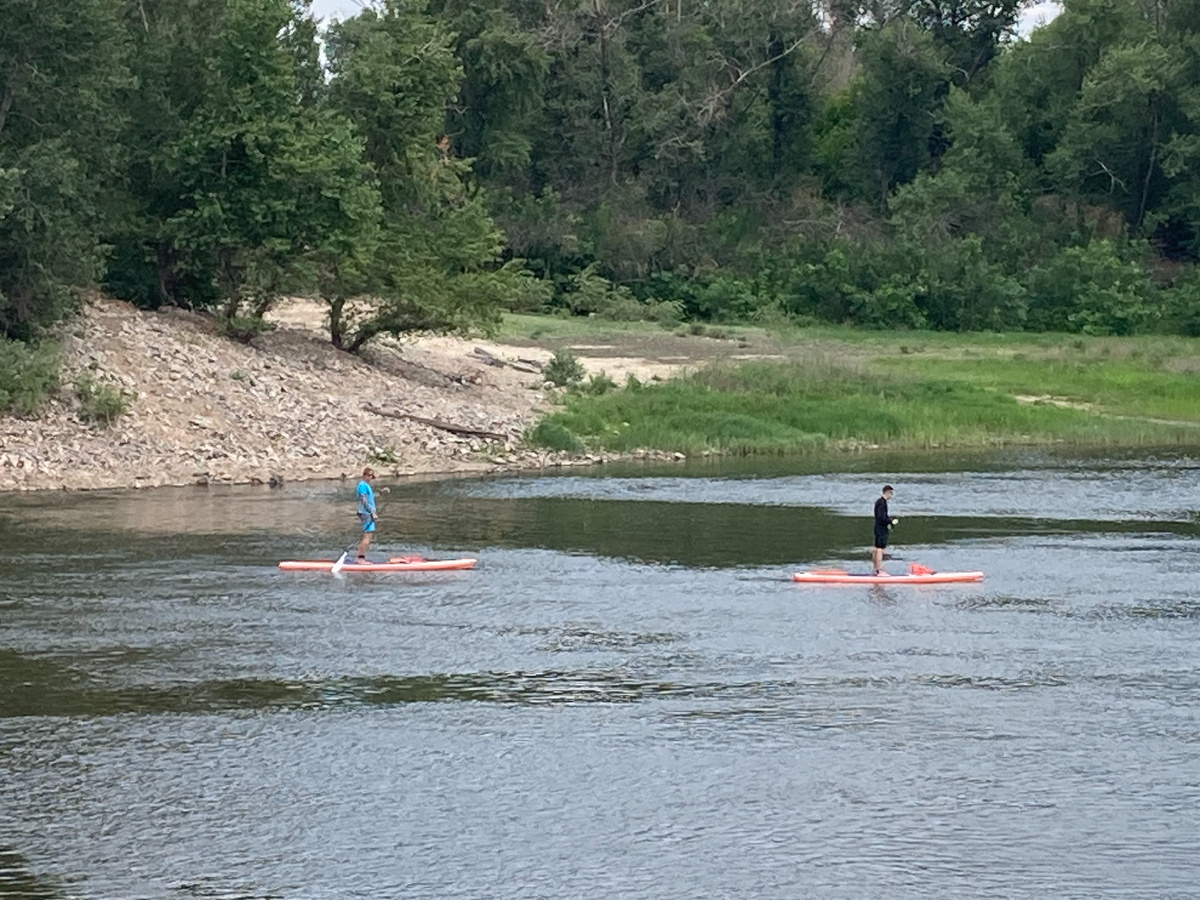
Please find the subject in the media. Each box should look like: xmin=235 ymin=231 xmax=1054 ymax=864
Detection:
xmin=0 ymin=847 xmax=60 ymax=900
xmin=1 ymin=450 xmax=1199 ymax=900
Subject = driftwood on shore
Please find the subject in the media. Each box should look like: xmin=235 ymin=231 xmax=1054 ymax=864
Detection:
xmin=364 ymin=403 xmax=508 ymax=442
xmin=472 ymin=346 xmax=543 ymax=374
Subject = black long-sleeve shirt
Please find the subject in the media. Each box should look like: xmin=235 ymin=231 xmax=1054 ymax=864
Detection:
xmin=874 ymin=496 xmax=891 ymax=528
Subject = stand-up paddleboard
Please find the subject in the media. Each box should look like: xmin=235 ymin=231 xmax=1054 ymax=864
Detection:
xmin=279 ymin=557 xmax=476 ymax=573
xmin=793 ymin=565 xmax=982 ymax=585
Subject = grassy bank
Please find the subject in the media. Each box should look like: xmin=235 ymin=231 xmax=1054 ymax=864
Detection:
xmin=525 ymin=327 xmax=1200 ymax=455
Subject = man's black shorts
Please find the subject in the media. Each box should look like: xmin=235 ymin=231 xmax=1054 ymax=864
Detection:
xmin=874 ymin=526 xmax=889 ymax=549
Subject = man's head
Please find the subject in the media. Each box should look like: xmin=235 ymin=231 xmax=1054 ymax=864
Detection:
xmin=882 ymin=484 xmax=894 ymax=498
xmin=362 ymin=467 xmax=376 ymax=480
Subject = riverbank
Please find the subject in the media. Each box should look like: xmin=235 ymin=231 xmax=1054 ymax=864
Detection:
xmin=0 ymin=297 xmax=677 ymax=493
xmin=6 ymin=300 xmax=1200 ymax=492
xmin=527 ymin=326 xmax=1200 ymax=455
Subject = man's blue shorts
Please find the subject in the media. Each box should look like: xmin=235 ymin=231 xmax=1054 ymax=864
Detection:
xmin=359 ymin=514 xmax=375 ymax=533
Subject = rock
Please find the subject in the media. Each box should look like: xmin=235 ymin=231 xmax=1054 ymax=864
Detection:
xmin=0 ymin=295 xmax=641 ymax=493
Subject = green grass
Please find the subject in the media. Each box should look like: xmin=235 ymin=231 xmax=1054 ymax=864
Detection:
xmin=0 ymin=338 xmax=60 ymax=415
xmin=880 ymin=354 xmax=1200 ymax=422
xmin=505 ymin=313 xmax=1200 ymax=454
xmin=531 ymin=358 xmax=1200 ymax=456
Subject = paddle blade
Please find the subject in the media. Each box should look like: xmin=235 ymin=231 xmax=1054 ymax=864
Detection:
xmin=331 ymin=551 xmax=347 ymax=574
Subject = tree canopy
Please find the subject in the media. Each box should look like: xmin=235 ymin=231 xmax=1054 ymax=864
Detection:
xmin=0 ymin=0 xmax=1197 ymax=347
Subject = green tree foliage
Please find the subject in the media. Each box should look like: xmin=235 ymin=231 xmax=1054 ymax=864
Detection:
xmin=161 ymin=0 xmax=375 ymax=324
xmin=842 ymin=19 xmax=950 ymax=206
xmin=1026 ymin=241 xmax=1156 ymax=334
xmin=0 ymin=0 xmax=127 ymax=339
xmin=319 ymin=1 xmax=520 ymax=352
xmin=1046 ymin=41 xmax=1183 ymax=230
xmin=430 ymin=0 xmax=549 ymax=180
xmin=106 ymin=0 xmax=377 ymax=330
xmin=889 ymin=0 xmax=1025 ymax=84
xmin=5 ymin=0 xmax=1200 ymax=350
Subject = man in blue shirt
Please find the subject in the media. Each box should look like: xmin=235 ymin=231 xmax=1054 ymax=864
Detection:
xmin=355 ymin=467 xmax=378 ymax=562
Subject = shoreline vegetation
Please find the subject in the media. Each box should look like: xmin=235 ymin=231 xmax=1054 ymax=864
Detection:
xmin=3 ymin=304 xmax=1200 ymax=495
xmin=519 ymin=317 xmax=1200 ymax=457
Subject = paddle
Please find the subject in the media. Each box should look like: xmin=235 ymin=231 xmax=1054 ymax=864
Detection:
xmin=331 ymin=551 xmax=348 ymax=575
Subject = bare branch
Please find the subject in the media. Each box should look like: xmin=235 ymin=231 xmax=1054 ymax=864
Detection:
xmin=1094 ymin=158 xmax=1127 ymax=194
xmin=695 ymin=35 xmax=809 ymax=125
xmin=604 ymin=0 xmax=670 ymax=35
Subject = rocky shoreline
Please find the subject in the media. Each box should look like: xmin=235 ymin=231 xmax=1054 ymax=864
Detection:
xmin=0 ymin=297 xmax=677 ymax=493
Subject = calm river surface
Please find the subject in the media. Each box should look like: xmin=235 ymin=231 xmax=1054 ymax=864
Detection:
xmin=2 ymin=450 xmax=1198 ymax=899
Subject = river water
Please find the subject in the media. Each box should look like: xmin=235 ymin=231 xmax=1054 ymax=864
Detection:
xmin=1 ymin=451 xmax=1198 ymax=899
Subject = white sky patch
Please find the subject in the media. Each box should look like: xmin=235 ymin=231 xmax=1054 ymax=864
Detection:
xmin=1017 ymin=1 xmax=1063 ymax=36
xmin=309 ymin=0 xmax=370 ymax=26
xmin=307 ymin=1 xmax=1063 ymax=42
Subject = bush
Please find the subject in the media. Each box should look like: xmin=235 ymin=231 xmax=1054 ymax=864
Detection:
xmin=851 ymin=274 xmax=928 ymax=329
xmin=75 ymin=374 xmax=134 ymax=426
xmin=220 ymin=314 xmax=276 ymax=344
xmin=577 ymin=371 xmax=617 ymax=395
xmin=560 ymin=264 xmax=681 ymax=323
xmin=0 ymin=338 xmax=60 ymax=415
xmin=528 ymin=420 xmax=584 ymax=453
xmin=1026 ymin=241 xmax=1155 ymax=335
xmin=1161 ymin=268 xmax=1200 ymax=336
xmin=367 ymin=446 xmax=399 ymax=465
xmin=544 ymin=349 xmax=586 ymax=386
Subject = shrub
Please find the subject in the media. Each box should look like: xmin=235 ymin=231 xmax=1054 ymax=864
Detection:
xmin=221 ymin=315 xmax=276 ymax=344
xmin=367 ymin=446 xmax=399 ymax=465
xmin=0 ymin=338 xmax=60 ymax=415
xmin=1026 ymin=241 xmax=1155 ymax=335
xmin=577 ymin=371 xmax=617 ymax=395
xmin=528 ymin=420 xmax=584 ymax=453
xmin=850 ymin=274 xmax=928 ymax=329
xmin=1161 ymin=268 xmax=1200 ymax=336
xmin=561 ymin=264 xmax=681 ymax=323
xmin=544 ymin=349 xmax=585 ymax=386
xmin=74 ymin=374 xmax=134 ymax=426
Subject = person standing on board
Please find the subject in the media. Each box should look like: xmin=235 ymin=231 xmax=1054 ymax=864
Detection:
xmin=872 ymin=484 xmax=898 ymax=575
xmin=355 ymin=467 xmax=378 ymax=562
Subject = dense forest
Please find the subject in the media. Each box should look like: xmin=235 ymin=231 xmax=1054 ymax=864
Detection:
xmin=3 ymin=0 xmax=1200 ymax=372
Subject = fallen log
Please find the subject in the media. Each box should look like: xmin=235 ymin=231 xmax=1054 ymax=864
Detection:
xmin=364 ymin=404 xmax=508 ymax=442
xmin=472 ymin=346 xmax=506 ymax=367
xmin=472 ymin=346 xmax=543 ymax=374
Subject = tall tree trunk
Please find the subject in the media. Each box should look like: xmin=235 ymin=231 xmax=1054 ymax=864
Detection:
xmin=0 ymin=78 xmax=16 ymax=139
xmin=328 ymin=294 xmax=348 ymax=349
xmin=1135 ymin=106 xmax=1159 ymax=230
xmin=594 ymin=0 xmax=618 ymax=185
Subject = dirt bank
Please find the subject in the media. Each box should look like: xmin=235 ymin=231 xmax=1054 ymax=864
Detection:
xmin=0 ymin=296 xmax=679 ymax=493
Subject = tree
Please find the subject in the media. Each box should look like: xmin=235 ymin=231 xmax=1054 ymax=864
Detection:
xmin=1046 ymin=41 xmax=1183 ymax=231
xmin=890 ymin=0 xmax=1024 ymax=85
xmin=889 ymin=86 xmax=1041 ymax=279
xmin=429 ymin=0 xmax=550 ymax=181
xmin=158 ymin=0 xmax=374 ymax=329
xmin=0 ymin=0 xmax=127 ymax=339
xmin=845 ymin=18 xmax=950 ymax=205
xmin=320 ymin=2 xmax=523 ymax=351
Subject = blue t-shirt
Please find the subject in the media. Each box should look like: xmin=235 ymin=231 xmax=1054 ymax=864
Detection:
xmin=357 ymin=480 xmax=376 ymax=519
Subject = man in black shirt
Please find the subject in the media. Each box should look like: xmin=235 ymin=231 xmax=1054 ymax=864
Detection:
xmin=873 ymin=484 xmax=897 ymax=575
